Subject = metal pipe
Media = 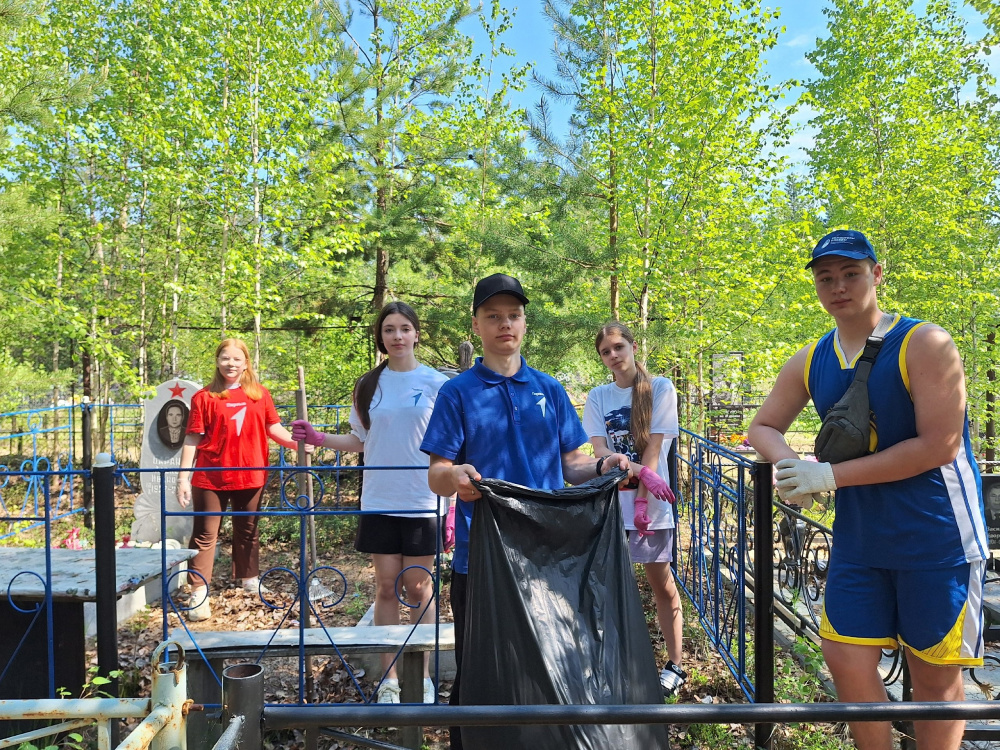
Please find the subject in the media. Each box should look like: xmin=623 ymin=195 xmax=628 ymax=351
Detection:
xmin=82 ymin=402 xmax=93 ymax=528
xmin=223 ymin=663 xmax=264 ymax=750
xmin=97 ymin=718 xmax=112 ymax=750
xmin=264 ymin=700 xmax=1000 ymax=730
xmin=150 ymin=640 xmax=188 ymax=750
xmin=113 ymin=705 xmax=171 ymax=750
xmin=0 ymin=698 xmax=150 ymax=720
xmin=752 ymin=460 xmax=775 ymax=749
xmin=0 ymin=719 xmax=91 ymax=749
xmin=212 ymin=715 xmax=245 ymax=750
xmin=93 ymin=451 xmax=119 ymax=747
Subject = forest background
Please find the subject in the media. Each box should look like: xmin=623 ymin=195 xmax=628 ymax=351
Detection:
xmin=1 ymin=0 xmax=998 ymax=456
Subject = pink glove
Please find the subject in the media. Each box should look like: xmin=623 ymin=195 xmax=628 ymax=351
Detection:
xmin=290 ymin=419 xmax=326 ymax=447
xmin=633 ymin=498 xmax=654 ymax=537
xmin=444 ymin=505 xmax=456 ymax=552
xmin=639 ymin=465 xmax=675 ymax=504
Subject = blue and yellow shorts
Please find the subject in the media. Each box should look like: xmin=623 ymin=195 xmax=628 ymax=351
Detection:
xmin=820 ymin=556 xmax=986 ymax=666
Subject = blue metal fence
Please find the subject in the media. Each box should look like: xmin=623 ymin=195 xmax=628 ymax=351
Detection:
xmin=0 ymin=403 xmax=361 ymax=539
xmin=0 ymin=468 xmax=94 ymax=708
xmin=0 ymin=408 xmax=80 ymax=538
xmin=5 ymin=419 xmax=999 ymax=748
xmin=673 ymin=430 xmax=767 ymax=702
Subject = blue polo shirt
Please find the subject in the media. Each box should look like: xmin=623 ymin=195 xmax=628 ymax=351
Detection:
xmin=421 ymin=356 xmax=589 ymax=574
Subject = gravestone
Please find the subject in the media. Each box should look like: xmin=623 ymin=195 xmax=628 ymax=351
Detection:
xmin=131 ymin=379 xmax=201 ymax=545
xmin=984 ymin=474 xmax=1000 ymax=553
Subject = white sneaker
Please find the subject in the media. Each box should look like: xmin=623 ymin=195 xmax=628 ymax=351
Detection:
xmin=187 ymin=590 xmax=212 ymax=622
xmin=240 ymin=577 xmax=273 ymax=596
xmin=423 ymin=677 xmax=436 ymax=704
xmin=376 ymin=678 xmax=400 ymax=704
xmin=660 ymin=661 xmax=687 ymax=697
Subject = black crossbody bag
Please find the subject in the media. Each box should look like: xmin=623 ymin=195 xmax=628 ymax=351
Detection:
xmin=814 ymin=313 xmax=894 ymax=464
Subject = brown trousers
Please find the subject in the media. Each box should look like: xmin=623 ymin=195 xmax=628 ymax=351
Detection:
xmin=188 ymin=486 xmax=263 ymax=586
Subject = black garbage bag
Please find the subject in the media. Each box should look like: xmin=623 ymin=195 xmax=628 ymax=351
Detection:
xmin=460 ymin=470 xmax=672 ymax=750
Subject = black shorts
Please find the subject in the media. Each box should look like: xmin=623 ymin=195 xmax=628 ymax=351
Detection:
xmin=354 ymin=514 xmax=441 ymax=557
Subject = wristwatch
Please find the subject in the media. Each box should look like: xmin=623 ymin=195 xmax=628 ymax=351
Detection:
xmin=595 ymin=456 xmax=607 ymax=477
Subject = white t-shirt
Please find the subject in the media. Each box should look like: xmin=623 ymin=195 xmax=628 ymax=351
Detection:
xmin=582 ymin=376 xmax=679 ymax=531
xmin=349 ymin=364 xmax=449 ymax=517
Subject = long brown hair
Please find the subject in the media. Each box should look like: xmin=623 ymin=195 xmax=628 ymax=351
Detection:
xmin=353 ymin=302 xmax=421 ymax=429
xmin=206 ymin=338 xmax=264 ymax=401
xmin=595 ymin=322 xmax=652 ymax=454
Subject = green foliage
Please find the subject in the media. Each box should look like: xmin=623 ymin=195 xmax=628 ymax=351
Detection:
xmin=259 ymin=513 xmax=359 ymax=549
xmin=804 ymin=0 xmax=1000 ymax=453
xmin=0 ymin=0 xmax=995 ymax=458
xmin=0 ymin=351 xmax=73 ymax=411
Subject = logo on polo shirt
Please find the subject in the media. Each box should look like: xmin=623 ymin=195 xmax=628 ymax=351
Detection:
xmin=533 ymin=392 xmax=547 ymax=417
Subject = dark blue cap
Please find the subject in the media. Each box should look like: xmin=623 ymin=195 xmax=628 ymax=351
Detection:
xmin=806 ymin=230 xmax=877 ymax=269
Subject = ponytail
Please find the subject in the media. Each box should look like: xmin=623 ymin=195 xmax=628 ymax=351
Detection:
xmin=353 ymin=360 xmax=389 ymax=430
xmin=631 ymin=361 xmax=652 ymax=455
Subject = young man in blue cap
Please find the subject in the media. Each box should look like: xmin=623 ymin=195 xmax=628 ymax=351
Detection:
xmin=749 ymin=230 xmax=988 ymax=750
xmin=421 ymin=272 xmax=632 ymax=750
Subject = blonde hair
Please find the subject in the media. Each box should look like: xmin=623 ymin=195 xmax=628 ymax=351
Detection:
xmin=595 ymin=322 xmax=652 ymax=455
xmin=206 ymin=338 xmax=264 ymax=400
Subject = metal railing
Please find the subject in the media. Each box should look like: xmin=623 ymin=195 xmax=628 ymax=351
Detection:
xmin=145 ymin=462 xmax=448 ymax=697
xmin=4 ymin=425 xmax=1000 ymax=749
xmin=0 ymin=641 xmax=189 ymax=750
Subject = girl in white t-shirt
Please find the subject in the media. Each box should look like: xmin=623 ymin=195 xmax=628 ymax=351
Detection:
xmin=291 ymin=301 xmax=448 ymax=705
xmin=582 ymin=321 xmax=686 ymax=697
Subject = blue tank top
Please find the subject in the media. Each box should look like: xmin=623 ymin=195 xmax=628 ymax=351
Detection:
xmin=805 ymin=314 xmax=987 ymax=569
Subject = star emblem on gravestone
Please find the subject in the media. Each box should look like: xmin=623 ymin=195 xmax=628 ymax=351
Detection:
xmin=169 ymin=382 xmax=185 ymax=398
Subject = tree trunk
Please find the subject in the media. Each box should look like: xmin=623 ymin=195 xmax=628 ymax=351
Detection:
xmin=251 ymin=16 xmax=263 ymax=370
xmin=138 ymin=173 xmax=149 ymax=388
xmin=372 ymin=7 xmax=388 ymax=312
xmin=52 ymin=193 xmax=65 ymax=405
xmin=638 ymin=0 xmax=657 ymax=361
xmin=171 ymin=197 xmax=182 ymax=376
xmin=220 ymin=21 xmax=231 ymax=336
xmin=987 ymin=330 xmax=997 ymax=463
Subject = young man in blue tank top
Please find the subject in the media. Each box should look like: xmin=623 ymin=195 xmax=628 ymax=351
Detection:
xmin=421 ymin=273 xmax=633 ymax=750
xmin=749 ymin=230 xmax=988 ymax=750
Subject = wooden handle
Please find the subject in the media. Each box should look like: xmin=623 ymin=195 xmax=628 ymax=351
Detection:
xmin=295 ymin=366 xmax=310 ymax=493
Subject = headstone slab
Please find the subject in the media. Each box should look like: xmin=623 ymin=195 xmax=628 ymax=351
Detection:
xmin=984 ymin=474 xmax=1000 ymax=553
xmin=131 ymin=379 xmax=201 ymax=545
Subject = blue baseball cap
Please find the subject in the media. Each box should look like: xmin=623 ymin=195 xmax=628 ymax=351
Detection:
xmin=805 ymin=230 xmax=877 ymax=269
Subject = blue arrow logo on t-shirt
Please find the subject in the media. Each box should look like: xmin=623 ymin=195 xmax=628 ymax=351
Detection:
xmin=411 ymin=389 xmax=423 ymax=406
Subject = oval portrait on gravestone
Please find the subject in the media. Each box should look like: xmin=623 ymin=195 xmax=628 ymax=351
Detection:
xmin=156 ymin=399 xmax=189 ymax=450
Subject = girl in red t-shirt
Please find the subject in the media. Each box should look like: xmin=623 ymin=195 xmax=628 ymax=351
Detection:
xmin=177 ymin=338 xmax=299 ymax=621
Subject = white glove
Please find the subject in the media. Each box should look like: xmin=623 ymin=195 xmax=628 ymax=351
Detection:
xmin=774 ymin=458 xmax=836 ymax=508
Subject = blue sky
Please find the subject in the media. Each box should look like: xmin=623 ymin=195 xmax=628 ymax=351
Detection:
xmin=464 ymin=2 xmax=994 ymax=166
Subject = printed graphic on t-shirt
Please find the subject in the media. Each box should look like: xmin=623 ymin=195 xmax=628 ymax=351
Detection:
xmin=604 ymin=405 xmax=638 ymax=461
xmin=533 ymin=392 xmax=547 ymax=417
xmin=605 ymin=405 xmax=640 ymax=488
xmin=226 ymin=402 xmax=247 ymax=436
xmin=410 ymin=388 xmax=424 ymax=406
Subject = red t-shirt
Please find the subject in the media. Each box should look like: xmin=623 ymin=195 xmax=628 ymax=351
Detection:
xmin=186 ymin=385 xmax=281 ymax=490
